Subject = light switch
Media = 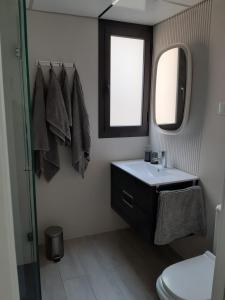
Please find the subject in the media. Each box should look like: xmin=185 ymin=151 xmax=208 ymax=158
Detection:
xmin=218 ymin=102 xmax=225 ymax=115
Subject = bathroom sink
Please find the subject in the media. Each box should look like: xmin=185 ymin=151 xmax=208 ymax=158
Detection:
xmin=123 ymin=160 xmax=169 ymax=177
xmin=111 ymin=160 xmax=198 ymax=186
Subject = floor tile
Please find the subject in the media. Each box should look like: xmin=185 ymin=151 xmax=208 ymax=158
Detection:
xmin=64 ymin=276 xmax=97 ymax=300
xmin=40 ymin=229 xmax=180 ymax=300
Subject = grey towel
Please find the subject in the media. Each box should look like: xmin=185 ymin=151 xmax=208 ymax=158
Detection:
xmin=154 ymin=186 xmax=206 ymax=245
xmin=60 ymin=65 xmax=72 ymax=128
xmin=32 ymin=65 xmax=60 ymax=181
xmin=71 ymin=67 xmax=90 ymax=177
xmin=32 ymin=65 xmax=49 ymax=177
xmin=46 ymin=67 xmax=71 ymax=145
xmin=43 ymin=130 xmax=60 ymax=181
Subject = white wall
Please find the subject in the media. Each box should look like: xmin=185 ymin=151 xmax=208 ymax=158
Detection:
xmin=199 ymin=0 xmax=225 ymax=244
xmin=27 ymin=11 xmax=148 ymax=242
xmin=0 ymin=2 xmax=20 ymax=298
xmin=151 ymin=0 xmax=225 ymax=258
xmin=151 ymin=0 xmax=213 ymax=257
xmin=0 ymin=42 xmax=20 ymax=300
xmin=151 ymin=0 xmax=212 ymax=176
xmin=209 ymin=1 xmax=225 ymax=297
xmin=27 ymin=2 xmax=225 ymax=254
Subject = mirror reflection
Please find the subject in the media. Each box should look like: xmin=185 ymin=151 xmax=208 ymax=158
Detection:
xmin=155 ymin=47 xmax=188 ymax=132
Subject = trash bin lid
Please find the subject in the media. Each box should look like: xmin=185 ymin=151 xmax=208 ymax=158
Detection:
xmin=45 ymin=226 xmax=63 ymax=237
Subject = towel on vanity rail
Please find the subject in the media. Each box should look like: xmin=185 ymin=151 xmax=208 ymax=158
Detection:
xmin=154 ymin=186 xmax=206 ymax=245
xmin=46 ymin=67 xmax=71 ymax=145
xmin=32 ymin=64 xmax=49 ymax=177
xmin=71 ymin=67 xmax=90 ymax=177
xmin=60 ymin=64 xmax=72 ymax=129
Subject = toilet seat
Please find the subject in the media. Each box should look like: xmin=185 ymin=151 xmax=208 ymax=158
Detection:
xmin=156 ymin=251 xmax=215 ymax=300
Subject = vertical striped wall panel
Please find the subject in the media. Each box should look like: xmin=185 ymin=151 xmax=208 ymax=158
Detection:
xmin=150 ymin=0 xmax=212 ymax=175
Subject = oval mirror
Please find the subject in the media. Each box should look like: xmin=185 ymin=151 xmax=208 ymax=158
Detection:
xmin=153 ymin=45 xmax=192 ymax=134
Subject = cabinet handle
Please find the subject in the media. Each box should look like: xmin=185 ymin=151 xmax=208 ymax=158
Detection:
xmin=122 ymin=190 xmax=133 ymax=200
xmin=121 ymin=190 xmax=134 ymax=208
xmin=122 ymin=198 xmax=134 ymax=209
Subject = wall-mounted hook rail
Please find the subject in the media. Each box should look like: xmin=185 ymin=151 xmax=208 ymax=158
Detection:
xmin=36 ymin=60 xmax=74 ymax=68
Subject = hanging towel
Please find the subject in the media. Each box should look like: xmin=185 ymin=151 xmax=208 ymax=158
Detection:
xmin=71 ymin=67 xmax=91 ymax=177
xmin=60 ymin=64 xmax=72 ymax=128
xmin=32 ymin=65 xmax=49 ymax=177
xmin=154 ymin=186 xmax=206 ymax=245
xmin=43 ymin=130 xmax=60 ymax=181
xmin=32 ymin=64 xmax=60 ymax=181
xmin=46 ymin=67 xmax=71 ymax=145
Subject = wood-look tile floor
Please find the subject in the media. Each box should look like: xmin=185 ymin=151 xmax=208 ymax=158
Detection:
xmin=40 ymin=229 xmax=181 ymax=300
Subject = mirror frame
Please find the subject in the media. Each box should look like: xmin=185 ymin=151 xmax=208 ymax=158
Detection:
xmin=152 ymin=43 xmax=192 ymax=135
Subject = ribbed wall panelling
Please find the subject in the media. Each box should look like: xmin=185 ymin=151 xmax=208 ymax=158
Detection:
xmin=151 ymin=0 xmax=212 ymax=175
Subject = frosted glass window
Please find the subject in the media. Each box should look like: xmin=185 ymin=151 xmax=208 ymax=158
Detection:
xmin=155 ymin=48 xmax=179 ymax=125
xmin=110 ymin=36 xmax=144 ymax=127
xmin=99 ymin=20 xmax=151 ymax=138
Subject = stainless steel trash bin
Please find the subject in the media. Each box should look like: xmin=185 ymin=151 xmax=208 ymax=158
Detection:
xmin=45 ymin=226 xmax=64 ymax=262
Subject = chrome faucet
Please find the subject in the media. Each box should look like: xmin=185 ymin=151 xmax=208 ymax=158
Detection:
xmin=160 ymin=151 xmax=167 ymax=168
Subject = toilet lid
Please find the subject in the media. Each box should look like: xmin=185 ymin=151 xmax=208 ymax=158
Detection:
xmin=161 ymin=251 xmax=215 ymax=300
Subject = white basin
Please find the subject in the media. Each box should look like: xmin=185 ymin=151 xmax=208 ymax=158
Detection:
xmin=112 ymin=160 xmax=198 ymax=186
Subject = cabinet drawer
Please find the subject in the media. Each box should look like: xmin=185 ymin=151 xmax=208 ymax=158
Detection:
xmin=111 ymin=184 xmax=155 ymax=241
xmin=111 ymin=165 xmax=157 ymax=217
xmin=111 ymin=165 xmax=136 ymax=196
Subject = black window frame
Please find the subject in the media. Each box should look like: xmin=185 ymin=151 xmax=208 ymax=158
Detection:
xmin=99 ymin=20 xmax=153 ymax=138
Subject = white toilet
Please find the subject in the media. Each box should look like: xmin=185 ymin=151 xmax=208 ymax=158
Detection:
xmin=156 ymin=251 xmax=215 ymax=300
xmin=156 ymin=205 xmax=220 ymax=300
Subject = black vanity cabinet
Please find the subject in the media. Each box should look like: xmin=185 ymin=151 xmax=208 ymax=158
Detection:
xmin=111 ymin=164 xmax=195 ymax=244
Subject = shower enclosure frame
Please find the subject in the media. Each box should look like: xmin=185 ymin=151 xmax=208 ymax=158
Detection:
xmin=17 ymin=0 xmax=42 ymax=298
xmin=0 ymin=0 xmax=42 ymax=299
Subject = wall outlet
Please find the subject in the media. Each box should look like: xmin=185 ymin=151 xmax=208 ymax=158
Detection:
xmin=218 ymin=102 xmax=225 ymax=115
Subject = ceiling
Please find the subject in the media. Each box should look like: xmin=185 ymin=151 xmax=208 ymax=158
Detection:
xmin=27 ymin=0 xmax=204 ymax=25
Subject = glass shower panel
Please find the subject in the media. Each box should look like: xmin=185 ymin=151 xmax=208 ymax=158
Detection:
xmin=0 ymin=0 xmax=41 ymax=299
